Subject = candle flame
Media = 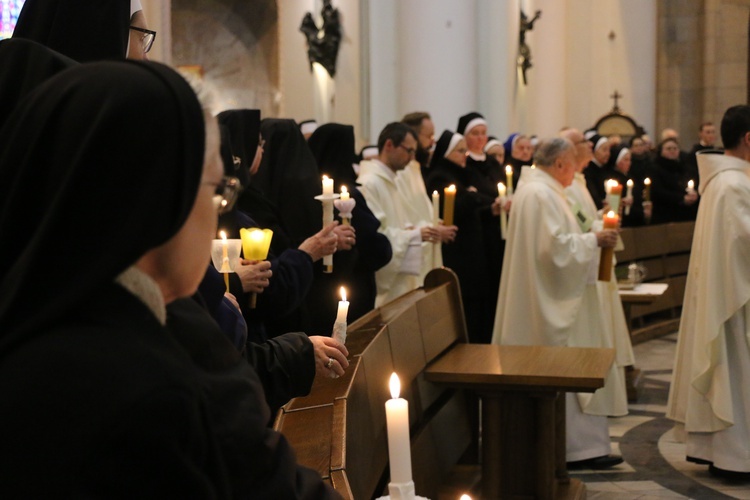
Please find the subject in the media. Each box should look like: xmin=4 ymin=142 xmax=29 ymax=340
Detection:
xmin=341 ymin=185 xmax=348 ymax=194
xmin=644 ymin=177 xmax=651 ymax=185
xmin=460 ymin=495 xmax=473 ymax=500
xmin=432 ymin=190 xmax=438 ymax=196
xmin=340 ymin=286 xmax=347 ymax=302
xmin=322 ymin=175 xmax=329 ymax=181
xmin=606 ymin=210 xmax=616 ymax=218
xmin=220 ymin=230 xmax=227 ymax=242
xmin=250 ymin=229 xmax=264 ymax=242
xmin=688 ymin=180 xmax=694 ymax=189
xmin=627 ymin=179 xmax=634 ymax=187
xmin=505 ymin=165 xmax=513 ymax=174
xmin=389 ymin=373 xmax=400 ymax=399
xmin=446 ymin=184 xmax=456 ymax=193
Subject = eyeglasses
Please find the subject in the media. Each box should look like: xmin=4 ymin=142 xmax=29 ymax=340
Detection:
xmin=129 ymin=26 xmax=157 ymax=54
xmin=207 ymin=176 xmax=241 ymax=215
xmin=398 ymin=144 xmax=416 ymax=155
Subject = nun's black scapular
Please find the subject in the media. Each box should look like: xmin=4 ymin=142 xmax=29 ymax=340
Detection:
xmin=306 ymin=123 xmax=392 ymax=329
xmin=217 ymin=108 xmax=261 ymax=189
xmin=426 ymin=130 xmax=495 ymax=344
xmin=13 ymin=0 xmax=131 ymax=62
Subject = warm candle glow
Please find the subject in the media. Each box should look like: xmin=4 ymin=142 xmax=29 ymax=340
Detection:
xmin=390 ymin=372 xmax=401 ymax=399
xmin=505 ymin=165 xmax=512 ymax=175
xmin=497 ymin=182 xmax=506 ymax=197
xmin=460 ymin=495 xmax=472 ymax=500
xmin=340 ymin=185 xmax=350 ymax=201
xmin=627 ymin=179 xmax=634 ymax=188
xmin=220 ymin=230 xmax=227 ymax=242
xmin=340 ymin=286 xmax=347 ymax=302
xmin=688 ymin=180 xmax=695 ymax=190
xmin=644 ymin=177 xmax=651 ymax=186
xmin=322 ymin=175 xmax=334 ymax=195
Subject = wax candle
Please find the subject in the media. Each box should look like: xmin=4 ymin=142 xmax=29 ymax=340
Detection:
xmin=220 ymin=230 xmax=230 ymax=291
xmin=460 ymin=495 xmax=472 ymax=500
xmin=239 ymin=227 xmax=274 ymax=308
xmin=625 ymin=179 xmax=634 ymax=216
xmin=598 ymin=211 xmax=619 ymax=281
xmin=443 ymin=185 xmax=456 ymax=226
xmin=322 ymin=175 xmax=334 ymax=195
xmin=605 ymin=179 xmax=617 ymax=195
xmin=498 ymin=182 xmax=508 ymax=240
xmin=505 ymin=165 xmax=514 ymax=195
xmin=336 ymin=286 xmax=349 ymax=323
xmin=687 ymin=180 xmax=695 ymax=194
xmin=643 ymin=177 xmax=651 ymax=202
xmin=386 ymin=373 xmax=413 ymax=486
xmin=605 ymin=181 xmax=623 ymax=214
xmin=340 ymin=185 xmax=350 ymax=201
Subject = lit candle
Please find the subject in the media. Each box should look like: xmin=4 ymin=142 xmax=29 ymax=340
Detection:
xmin=340 ymin=185 xmax=350 ymax=201
xmin=643 ymin=177 xmax=651 ymax=202
xmin=322 ymin=175 xmax=334 ymax=195
xmin=505 ymin=165 xmax=514 ymax=195
xmin=385 ymin=373 xmax=413 ymax=488
xmin=239 ymin=227 xmax=274 ymax=308
xmin=460 ymin=495 xmax=473 ymax=500
xmin=625 ymin=179 xmax=634 ymax=216
xmin=498 ymin=182 xmax=507 ymax=240
xmin=605 ymin=181 xmax=623 ymax=214
xmin=335 ymin=286 xmax=349 ymax=323
xmin=598 ymin=211 xmax=619 ymax=282
xmin=443 ymin=184 xmax=456 ymax=226
xmin=687 ymin=179 xmax=696 ymax=195
xmin=431 ymin=190 xmax=440 ymax=227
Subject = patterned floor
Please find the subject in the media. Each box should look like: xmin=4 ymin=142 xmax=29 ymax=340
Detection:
xmin=570 ymin=333 xmax=750 ymax=499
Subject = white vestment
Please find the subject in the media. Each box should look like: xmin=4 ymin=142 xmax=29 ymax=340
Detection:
xmin=667 ymin=152 xmax=750 ymax=472
xmin=492 ymin=168 xmax=613 ymax=460
xmin=357 ymin=160 xmax=422 ymax=306
xmin=395 ymin=160 xmax=442 ymax=281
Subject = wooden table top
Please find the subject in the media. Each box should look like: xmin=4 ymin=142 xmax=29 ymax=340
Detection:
xmin=424 ymin=344 xmax=614 ymax=393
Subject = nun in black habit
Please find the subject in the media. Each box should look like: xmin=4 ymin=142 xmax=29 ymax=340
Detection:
xmin=0 ymin=60 xmax=338 ymax=499
xmin=425 ymin=130 xmax=496 ymax=344
xmin=307 ymin=123 xmax=393 ymax=329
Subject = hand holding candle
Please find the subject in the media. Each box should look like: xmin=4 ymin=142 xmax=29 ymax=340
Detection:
xmin=443 ymin=184 xmax=456 ymax=226
xmin=315 ymin=175 xmax=340 ymax=273
xmin=597 ymin=211 xmax=619 ymax=281
xmin=686 ymin=179 xmax=696 ymax=195
xmin=332 ymin=286 xmax=349 ymax=346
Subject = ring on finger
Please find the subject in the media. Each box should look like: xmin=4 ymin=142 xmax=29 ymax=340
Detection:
xmin=326 ymin=357 xmax=334 ymax=369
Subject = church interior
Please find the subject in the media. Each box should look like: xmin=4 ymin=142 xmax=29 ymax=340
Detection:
xmin=2 ymin=0 xmax=750 ymax=498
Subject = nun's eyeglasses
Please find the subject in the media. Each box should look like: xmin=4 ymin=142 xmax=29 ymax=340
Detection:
xmin=210 ymin=176 xmax=241 ymax=215
xmin=129 ymin=26 xmax=157 ymax=54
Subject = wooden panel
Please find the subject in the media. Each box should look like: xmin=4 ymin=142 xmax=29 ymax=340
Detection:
xmin=642 ymin=256 xmax=666 ymax=280
xmin=286 ymin=356 xmax=361 ymax=411
xmin=667 ymin=221 xmax=695 ymax=253
xmin=429 ymin=392 xmax=473 ymax=475
xmin=419 ymin=284 xmax=464 ymax=361
xmin=411 ymin=421 xmax=444 ymax=500
xmin=387 ymin=306 xmax=428 ymax=389
xmin=616 ymin=227 xmax=637 ymax=261
xmin=329 ymin=470 xmax=353 ymax=500
xmin=664 ymin=253 xmax=691 ymax=277
xmin=633 ymin=225 xmax=671 ymax=257
xmin=331 ymin=398 xmax=347 ymax=471
xmin=276 ymin=405 xmax=333 ymax=478
xmin=361 ymin=330 xmax=394 ymax=437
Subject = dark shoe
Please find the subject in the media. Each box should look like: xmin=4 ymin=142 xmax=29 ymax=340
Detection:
xmin=567 ymin=454 xmax=624 ymax=470
xmin=686 ymin=455 xmax=712 ymax=465
xmin=708 ymin=465 xmax=750 ymax=480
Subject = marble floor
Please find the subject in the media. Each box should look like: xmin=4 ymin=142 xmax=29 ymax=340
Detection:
xmin=570 ymin=333 xmax=750 ymax=499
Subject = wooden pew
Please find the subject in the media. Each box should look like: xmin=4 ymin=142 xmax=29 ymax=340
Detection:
xmin=274 ymin=268 xmax=474 ymax=499
xmin=275 ymin=268 xmax=614 ymax=499
xmin=616 ymin=221 xmax=694 ymax=343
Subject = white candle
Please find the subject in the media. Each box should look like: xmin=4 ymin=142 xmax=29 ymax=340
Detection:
xmin=497 ymin=182 xmax=508 ymax=240
xmin=605 ymin=179 xmax=617 ymax=195
xmin=219 ymin=230 xmax=231 ymax=273
xmin=340 ymin=185 xmax=350 ymax=201
xmin=322 ymin=175 xmax=334 ymax=195
xmin=505 ymin=165 xmax=514 ymax=195
xmin=625 ymin=179 xmax=634 ymax=216
xmin=643 ymin=177 xmax=651 ymax=202
xmin=385 ymin=373 xmax=412 ymax=486
xmin=431 ymin=190 xmax=440 ymax=227
xmin=687 ymin=179 xmax=695 ymax=194
xmin=497 ymin=182 xmax=506 ymax=199
xmin=335 ymin=286 xmax=349 ymax=323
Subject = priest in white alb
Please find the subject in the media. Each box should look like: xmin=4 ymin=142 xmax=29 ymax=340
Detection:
xmin=667 ymin=105 xmax=750 ymax=479
xmin=492 ymin=138 xmax=623 ymax=469
xmin=357 ymin=122 xmax=440 ymax=306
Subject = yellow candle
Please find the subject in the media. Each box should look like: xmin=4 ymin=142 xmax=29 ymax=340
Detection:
xmin=598 ymin=211 xmax=619 ymax=282
xmin=340 ymin=185 xmax=350 ymax=201
xmin=497 ymin=182 xmax=506 ymax=198
xmin=336 ymin=287 xmax=350 ymax=323
xmin=443 ymin=185 xmax=456 ymax=226
xmin=505 ymin=165 xmax=514 ymax=195
xmin=385 ymin=373 xmax=413 ymax=486
xmin=643 ymin=177 xmax=651 ymax=202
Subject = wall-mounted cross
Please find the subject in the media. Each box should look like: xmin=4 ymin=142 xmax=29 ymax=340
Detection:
xmin=610 ymin=90 xmax=623 ymax=112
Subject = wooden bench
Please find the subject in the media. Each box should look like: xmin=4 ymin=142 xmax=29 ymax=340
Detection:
xmin=616 ymin=221 xmax=694 ymax=343
xmin=274 ymin=268 xmax=614 ymax=499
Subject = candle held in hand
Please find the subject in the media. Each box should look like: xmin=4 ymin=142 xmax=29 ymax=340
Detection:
xmin=340 ymin=185 xmax=350 ymax=201
xmin=598 ymin=211 xmax=619 ymax=281
xmin=443 ymin=184 xmax=456 ymax=226
xmin=643 ymin=177 xmax=651 ymax=202
xmin=505 ymin=165 xmax=514 ymax=195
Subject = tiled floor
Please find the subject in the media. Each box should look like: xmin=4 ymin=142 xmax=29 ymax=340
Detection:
xmin=570 ymin=333 xmax=750 ymax=499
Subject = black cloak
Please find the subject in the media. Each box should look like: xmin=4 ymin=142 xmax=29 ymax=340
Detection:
xmin=13 ymin=0 xmax=131 ymax=62
xmin=217 ymin=108 xmax=261 ymax=188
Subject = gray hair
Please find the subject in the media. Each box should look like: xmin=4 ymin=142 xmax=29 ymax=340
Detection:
xmin=533 ymin=137 xmax=573 ymax=167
